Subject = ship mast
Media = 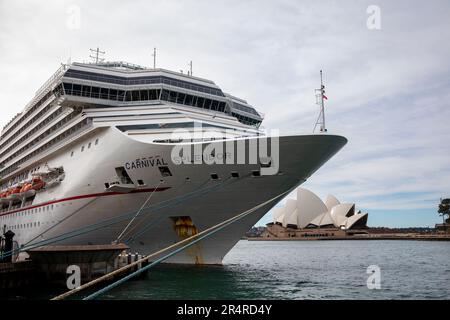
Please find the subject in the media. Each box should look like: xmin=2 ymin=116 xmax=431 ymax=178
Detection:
xmin=152 ymin=47 xmax=157 ymax=69
xmin=89 ymin=47 xmax=105 ymax=64
xmin=313 ymin=70 xmax=327 ymax=133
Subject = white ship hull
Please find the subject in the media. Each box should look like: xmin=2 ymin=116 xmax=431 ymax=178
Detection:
xmin=0 ymin=127 xmax=346 ymax=264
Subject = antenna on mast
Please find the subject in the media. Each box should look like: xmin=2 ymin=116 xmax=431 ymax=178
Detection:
xmin=188 ymin=60 xmax=193 ymax=76
xmin=313 ymin=70 xmax=328 ymax=133
xmin=89 ymin=47 xmax=105 ymax=64
xmin=152 ymin=48 xmax=157 ymax=69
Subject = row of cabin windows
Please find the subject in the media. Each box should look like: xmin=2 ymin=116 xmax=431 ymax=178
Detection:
xmin=64 ymin=70 xmax=225 ymax=96
xmin=1 ymin=91 xmax=54 ymax=141
xmin=0 ymin=204 xmax=54 ymax=216
xmin=209 ymin=170 xmax=261 ymax=180
xmin=0 ymin=119 xmax=90 ymax=177
xmin=71 ymin=138 xmax=99 ymax=157
xmin=0 ymin=108 xmax=65 ymax=159
xmin=5 ymin=220 xmax=59 ymax=233
xmin=1 ymin=84 xmax=63 ymax=145
xmin=1 ymin=111 xmax=79 ymax=165
xmin=9 ymin=221 xmax=41 ymax=230
xmin=0 ymin=103 xmax=55 ymax=151
xmin=0 ymin=204 xmax=59 ymax=230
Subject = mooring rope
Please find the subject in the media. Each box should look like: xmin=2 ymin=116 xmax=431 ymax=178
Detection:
xmin=23 ymin=197 xmax=99 ymax=248
xmin=0 ymin=176 xmax=235 ymax=260
xmin=124 ymin=176 xmax=235 ymax=244
xmin=114 ymin=179 xmax=164 ymax=243
xmin=51 ymin=188 xmax=292 ymax=301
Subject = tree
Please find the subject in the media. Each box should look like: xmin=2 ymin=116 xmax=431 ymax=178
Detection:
xmin=438 ymin=198 xmax=450 ymax=224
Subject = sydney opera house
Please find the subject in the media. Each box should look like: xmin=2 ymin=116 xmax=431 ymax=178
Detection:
xmin=263 ymin=188 xmax=368 ymax=238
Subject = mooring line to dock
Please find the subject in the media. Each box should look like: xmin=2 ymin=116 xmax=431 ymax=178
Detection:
xmin=1 ymin=177 xmax=237 ymax=261
xmin=51 ymin=188 xmax=292 ymax=301
xmin=123 ymin=176 xmax=237 ymax=244
xmin=23 ymin=198 xmax=99 ymax=248
xmin=114 ymin=180 xmax=164 ymax=243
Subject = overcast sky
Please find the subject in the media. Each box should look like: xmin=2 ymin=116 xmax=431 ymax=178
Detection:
xmin=0 ymin=0 xmax=449 ymax=227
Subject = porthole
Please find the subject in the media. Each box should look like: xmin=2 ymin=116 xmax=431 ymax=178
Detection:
xmin=210 ymin=173 xmax=219 ymax=180
xmin=252 ymin=170 xmax=261 ymax=177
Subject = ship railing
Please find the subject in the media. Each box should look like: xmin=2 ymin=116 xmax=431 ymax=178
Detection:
xmin=25 ymin=64 xmax=68 ymax=112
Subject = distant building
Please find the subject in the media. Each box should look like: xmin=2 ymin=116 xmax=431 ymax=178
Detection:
xmin=261 ymin=188 xmax=368 ymax=239
xmin=245 ymin=226 xmax=266 ymax=238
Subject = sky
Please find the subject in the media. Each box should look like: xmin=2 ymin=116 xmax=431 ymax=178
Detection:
xmin=0 ymin=0 xmax=449 ymax=227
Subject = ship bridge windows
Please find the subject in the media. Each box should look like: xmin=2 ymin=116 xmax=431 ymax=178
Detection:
xmin=72 ymin=84 xmax=82 ymax=96
xmin=91 ymin=86 xmax=100 ymax=98
xmin=186 ymin=95 xmax=196 ymax=106
xmin=159 ymin=89 xmax=226 ymax=113
xmin=64 ymin=69 xmax=225 ymax=96
xmin=232 ymin=102 xmax=260 ymax=116
xmin=100 ymin=88 xmax=109 ymax=100
xmin=63 ymin=83 xmax=127 ymax=102
xmin=61 ymin=81 xmax=230 ymax=115
xmin=82 ymin=85 xmax=91 ymax=97
xmin=131 ymin=90 xmax=140 ymax=101
xmin=231 ymin=112 xmax=261 ymax=127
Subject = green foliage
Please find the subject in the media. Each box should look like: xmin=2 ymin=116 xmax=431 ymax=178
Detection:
xmin=438 ymin=198 xmax=450 ymax=223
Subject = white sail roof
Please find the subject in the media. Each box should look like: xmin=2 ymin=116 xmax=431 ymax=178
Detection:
xmin=270 ymin=187 xmax=367 ymax=230
xmin=296 ymin=188 xmax=328 ymax=228
xmin=325 ymin=194 xmax=340 ymax=211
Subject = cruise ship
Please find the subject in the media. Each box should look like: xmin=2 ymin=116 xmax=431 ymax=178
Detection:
xmin=0 ymin=60 xmax=347 ymax=264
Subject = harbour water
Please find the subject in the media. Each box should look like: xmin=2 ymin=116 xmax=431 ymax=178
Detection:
xmin=95 ymin=240 xmax=450 ymax=300
xmin=3 ymin=240 xmax=449 ymax=300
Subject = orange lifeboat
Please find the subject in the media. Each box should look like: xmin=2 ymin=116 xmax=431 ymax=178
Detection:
xmin=7 ymin=185 xmax=23 ymax=201
xmin=20 ymin=182 xmax=32 ymax=193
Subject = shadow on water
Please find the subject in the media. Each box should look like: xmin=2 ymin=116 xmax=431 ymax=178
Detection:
xmin=98 ymin=263 xmax=271 ymax=300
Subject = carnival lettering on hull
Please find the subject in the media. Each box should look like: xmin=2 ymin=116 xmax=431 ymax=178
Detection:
xmin=125 ymin=156 xmax=169 ymax=170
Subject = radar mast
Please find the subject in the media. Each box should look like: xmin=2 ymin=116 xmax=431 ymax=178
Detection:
xmin=313 ymin=70 xmax=327 ymax=133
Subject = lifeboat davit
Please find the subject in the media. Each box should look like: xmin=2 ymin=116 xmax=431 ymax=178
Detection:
xmin=31 ymin=177 xmax=45 ymax=191
xmin=20 ymin=182 xmax=36 ymax=199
